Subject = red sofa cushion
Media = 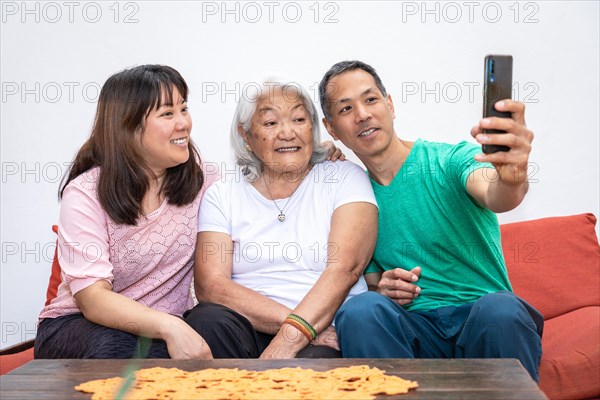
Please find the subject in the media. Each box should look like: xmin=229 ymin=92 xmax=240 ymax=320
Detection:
xmin=0 ymin=348 xmax=34 ymax=375
xmin=538 ymin=306 xmax=600 ymax=400
xmin=45 ymin=225 xmax=61 ymax=306
xmin=501 ymin=213 xmax=600 ymax=319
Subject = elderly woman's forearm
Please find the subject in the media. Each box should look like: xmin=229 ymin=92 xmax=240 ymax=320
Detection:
xmin=288 ymin=202 xmax=378 ymax=333
xmin=195 ymin=276 xmax=290 ymax=334
xmin=291 ymin=262 xmax=366 ymax=331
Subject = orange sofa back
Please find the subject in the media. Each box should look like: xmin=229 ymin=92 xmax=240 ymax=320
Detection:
xmin=501 ymin=213 xmax=600 ymax=399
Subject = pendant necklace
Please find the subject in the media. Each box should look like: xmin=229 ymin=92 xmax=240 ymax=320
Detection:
xmin=263 ymin=176 xmax=302 ymax=222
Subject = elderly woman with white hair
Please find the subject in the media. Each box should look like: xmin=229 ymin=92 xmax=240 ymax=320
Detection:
xmin=185 ymin=78 xmax=378 ymax=358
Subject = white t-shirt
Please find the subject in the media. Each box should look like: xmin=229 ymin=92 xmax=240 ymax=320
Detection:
xmin=197 ymin=160 xmax=377 ymax=310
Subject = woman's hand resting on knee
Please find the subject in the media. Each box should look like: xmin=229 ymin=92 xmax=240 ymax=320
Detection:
xmin=160 ymin=316 xmax=213 ymax=360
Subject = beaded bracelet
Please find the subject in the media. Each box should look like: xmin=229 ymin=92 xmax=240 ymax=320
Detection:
xmin=283 ymin=318 xmax=313 ymax=342
xmin=284 ymin=313 xmax=317 ymax=341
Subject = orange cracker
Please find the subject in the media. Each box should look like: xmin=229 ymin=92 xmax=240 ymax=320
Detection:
xmin=75 ymin=365 xmax=418 ymax=399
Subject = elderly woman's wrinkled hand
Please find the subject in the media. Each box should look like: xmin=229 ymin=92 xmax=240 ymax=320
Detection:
xmin=259 ymin=324 xmax=308 ymax=359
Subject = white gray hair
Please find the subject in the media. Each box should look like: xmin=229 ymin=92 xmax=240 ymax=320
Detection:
xmin=230 ymin=76 xmax=328 ymax=182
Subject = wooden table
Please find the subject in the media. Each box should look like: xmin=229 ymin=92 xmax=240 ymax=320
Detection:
xmin=1 ymin=358 xmax=547 ymax=399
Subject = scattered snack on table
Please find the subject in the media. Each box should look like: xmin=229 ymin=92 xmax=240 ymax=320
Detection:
xmin=75 ymin=365 xmax=418 ymax=399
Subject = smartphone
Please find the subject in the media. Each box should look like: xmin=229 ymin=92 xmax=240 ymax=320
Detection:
xmin=482 ymin=55 xmax=513 ymax=154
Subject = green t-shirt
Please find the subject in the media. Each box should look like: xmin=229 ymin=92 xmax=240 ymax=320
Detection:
xmin=366 ymin=139 xmax=512 ymax=311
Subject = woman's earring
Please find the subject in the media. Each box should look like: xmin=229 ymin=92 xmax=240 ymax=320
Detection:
xmin=245 ymin=143 xmax=252 ymax=152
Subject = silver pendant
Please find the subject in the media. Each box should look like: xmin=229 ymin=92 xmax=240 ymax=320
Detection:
xmin=278 ymin=213 xmax=286 ymax=222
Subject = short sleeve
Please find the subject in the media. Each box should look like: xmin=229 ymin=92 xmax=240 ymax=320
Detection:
xmin=197 ymin=181 xmax=231 ymax=235
xmin=446 ymin=141 xmax=494 ymax=189
xmin=327 ymin=161 xmax=378 ymax=210
xmin=364 ymin=259 xmax=383 ymax=274
xmin=58 ymin=181 xmax=113 ymax=295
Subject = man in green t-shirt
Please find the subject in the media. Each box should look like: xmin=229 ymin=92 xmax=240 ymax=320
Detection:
xmin=319 ymin=61 xmax=543 ymax=381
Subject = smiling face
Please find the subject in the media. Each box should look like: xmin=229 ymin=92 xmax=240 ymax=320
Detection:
xmin=137 ymin=86 xmax=192 ymax=176
xmin=240 ymin=87 xmax=314 ymax=179
xmin=322 ymin=69 xmax=396 ymax=161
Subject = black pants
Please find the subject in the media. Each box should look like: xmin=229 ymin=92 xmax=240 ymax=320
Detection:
xmin=34 ymin=313 xmax=171 ymax=359
xmin=184 ymin=302 xmax=341 ymax=358
xmin=35 ymin=304 xmax=340 ymax=359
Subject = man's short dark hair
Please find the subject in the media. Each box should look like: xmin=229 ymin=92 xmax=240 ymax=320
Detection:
xmin=319 ymin=60 xmax=388 ymax=120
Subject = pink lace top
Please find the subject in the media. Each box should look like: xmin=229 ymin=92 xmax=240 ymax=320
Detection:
xmin=39 ymin=166 xmax=217 ymax=319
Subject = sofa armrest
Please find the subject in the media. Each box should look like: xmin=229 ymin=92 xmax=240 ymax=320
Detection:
xmin=0 ymin=339 xmax=34 ymax=356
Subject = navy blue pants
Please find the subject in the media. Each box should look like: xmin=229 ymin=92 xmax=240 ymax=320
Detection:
xmin=334 ymin=291 xmax=543 ymax=381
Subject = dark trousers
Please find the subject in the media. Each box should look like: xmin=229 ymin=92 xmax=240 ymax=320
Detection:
xmin=35 ymin=304 xmax=340 ymax=359
xmin=334 ymin=291 xmax=543 ymax=381
xmin=184 ymin=302 xmax=341 ymax=358
xmin=34 ymin=313 xmax=171 ymax=359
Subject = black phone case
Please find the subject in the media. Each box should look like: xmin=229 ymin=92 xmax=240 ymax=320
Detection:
xmin=482 ymin=55 xmax=513 ymax=154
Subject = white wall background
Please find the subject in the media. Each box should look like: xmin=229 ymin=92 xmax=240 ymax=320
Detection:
xmin=1 ymin=1 xmax=598 ymax=349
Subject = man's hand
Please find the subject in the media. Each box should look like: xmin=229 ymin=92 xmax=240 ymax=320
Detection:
xmin=312 ymin=325 xmax=339 ymax=351
xmin=468 ymin=100 xmax=534 ymax=212
xmin=376 ymin=267 xmax=422 ymax=306
xmin=471 ymin=100 xmax=534 ymax=186
xmin=322 ymin=140 xmax=346 ymax=161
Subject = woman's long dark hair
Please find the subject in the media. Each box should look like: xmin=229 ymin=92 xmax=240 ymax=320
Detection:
xmin=60 ymin=65 xmax=204 ymax=225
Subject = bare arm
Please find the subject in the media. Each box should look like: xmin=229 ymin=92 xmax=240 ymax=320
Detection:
xmin=365 ymin=272 xmax=382 ymax=291
xmin=194 ymin=231 xmax=291 ymax=334
xmin=74 ymin=281 xmax=212 ymax=359
xmin=468 ymin=100 xmax=534 ymax=212
xmin=59 ymin=182 xmax=211 ymax=360
xmin=260 ymin=201 xmax=378 ymax=358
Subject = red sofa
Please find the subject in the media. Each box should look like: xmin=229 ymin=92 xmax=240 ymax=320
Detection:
xmin=501 ymin=213 xmax=600 ymax=399
xmin=2 ymin=214 xmax=599 ymax=399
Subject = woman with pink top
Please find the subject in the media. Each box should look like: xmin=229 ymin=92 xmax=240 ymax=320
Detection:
xmin=34 ymin=65 xmax=217 ymax=359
